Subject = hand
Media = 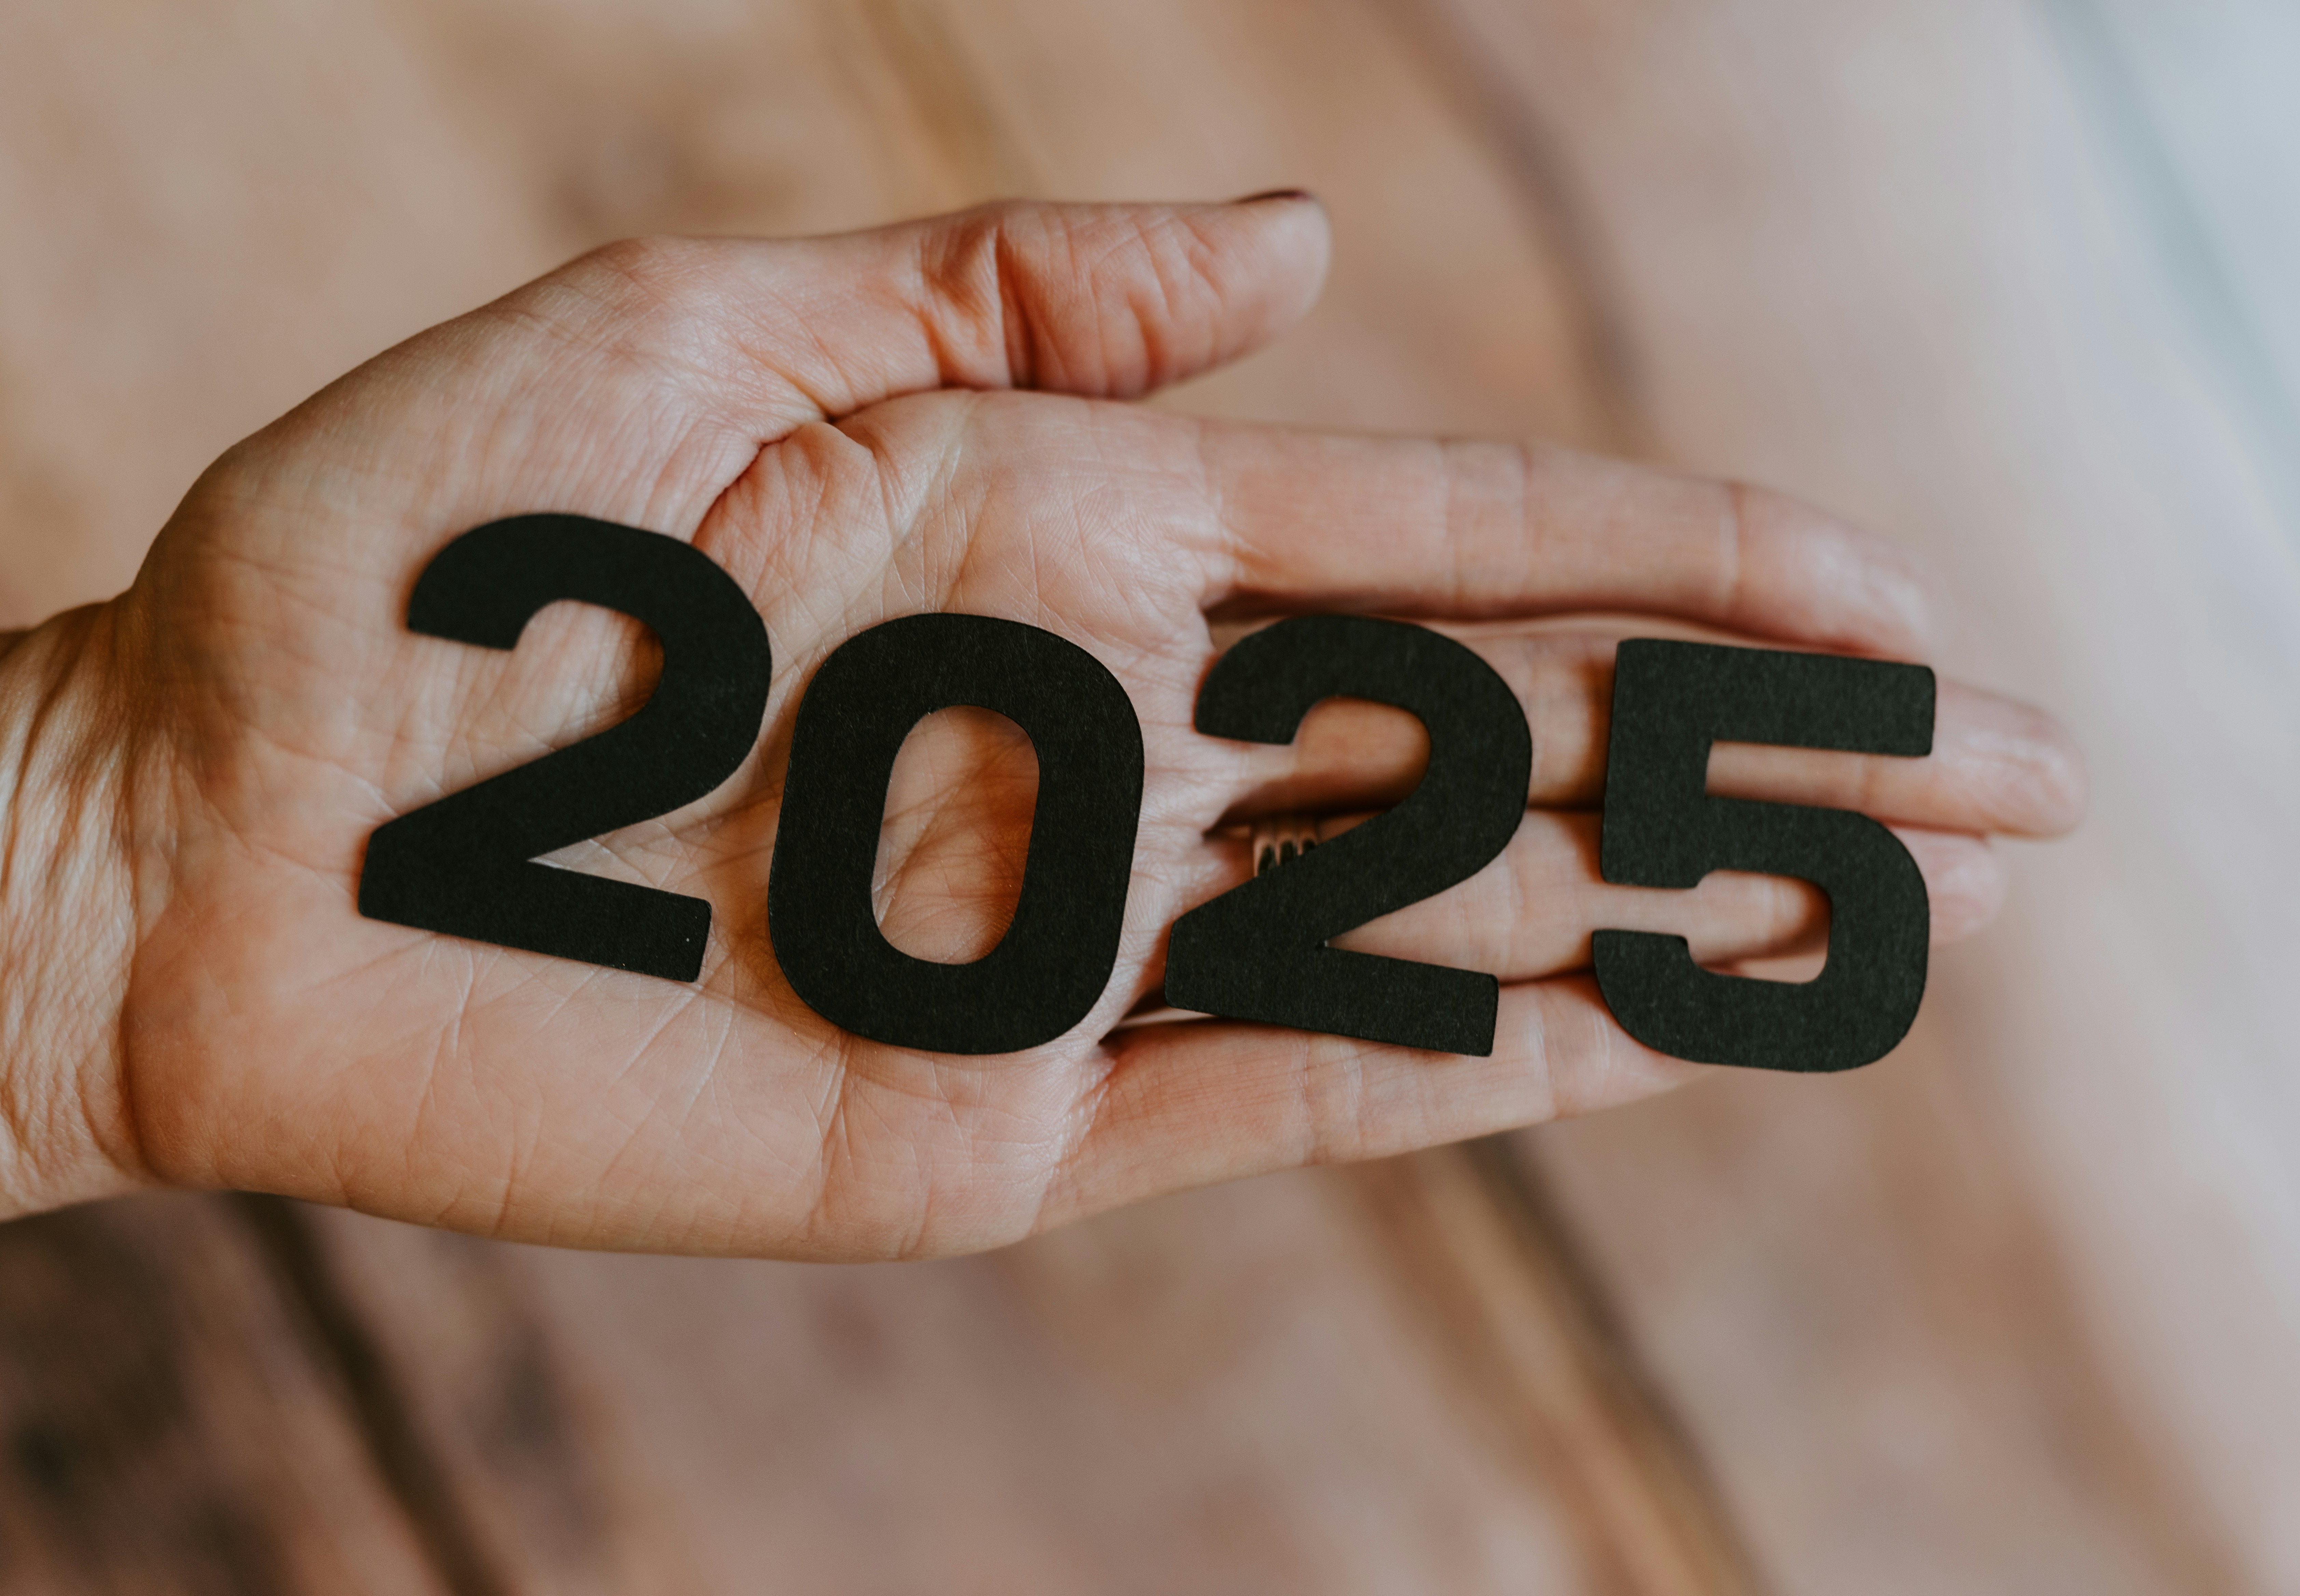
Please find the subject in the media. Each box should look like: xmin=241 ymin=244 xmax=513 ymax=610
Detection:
xmin=0 ymin=197 xmax=2083 ymax=1255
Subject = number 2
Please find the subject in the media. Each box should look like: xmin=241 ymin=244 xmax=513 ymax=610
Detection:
xmin=358 ymin=515 xmax=773 ymax=982
xmin=1163 ymin=616 xmax=1532 ymax=1055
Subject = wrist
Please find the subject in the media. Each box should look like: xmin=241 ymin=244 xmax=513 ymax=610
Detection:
xmin=0 ymin=604 xmax=147 ymax=1216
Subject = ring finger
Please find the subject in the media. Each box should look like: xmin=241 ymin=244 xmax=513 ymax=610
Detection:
xmin=1146 ymin=809 xmax=2000 ymax=1004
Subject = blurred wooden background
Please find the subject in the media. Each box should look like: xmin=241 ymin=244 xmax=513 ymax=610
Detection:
xmin=3 ymin=1 xmax=2298 ymax=1591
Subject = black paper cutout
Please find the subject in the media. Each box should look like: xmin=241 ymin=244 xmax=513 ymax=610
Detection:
xmin=769 ymin=614 xmax=1145 ymax=1055
xmin=358 ymin=514 xmax=772 ymax=982
xmin=1163 ymin=616 xmax=1533 ymax=1056
xmin=1594 ymin=638 xmax=1935 ymax=1073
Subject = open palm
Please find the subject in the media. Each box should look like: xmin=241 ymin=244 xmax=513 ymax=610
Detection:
xmin=73 ymin=199 xmax=2081 ymax=1257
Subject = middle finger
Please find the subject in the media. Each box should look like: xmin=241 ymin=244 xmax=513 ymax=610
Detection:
xmin=1201 ymin=625 xmax=2085 ymax=839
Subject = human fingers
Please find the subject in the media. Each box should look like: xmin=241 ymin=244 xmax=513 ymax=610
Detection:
xmin=708 ymin=193 xmax=1335 ymax=414
xmin=491 ymin=193 xmax=1332 ymax=449
xmin=1044 ymin=979 xmax=1702 ymax=1233
xmin=1153 ymin=814 xmax=2001 ymax=996
xmin=1196 ymin=429 xmax=1939 ymax=658
xmin=1204 ymin=631 xmax=2087 ymax=838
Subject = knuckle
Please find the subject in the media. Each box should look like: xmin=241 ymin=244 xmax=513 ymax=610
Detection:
xmin=2019 ymin=713 xmax=2091 ymax=824
xmin=1733 ymin=481 xmax=1941 ymax=649
xmin=2011 ymin=734 xmax=2090 ymax=829
xmin=915 ymin=201 xmax=1226 ymax=392
xmin=575 ymin=234 xmax=713 ymax=302
xmin=915 ymin=204 xmax=1037 ymax=380
xmin=1924 ymin=837 xmax=2007 ymax=937
xmin=1965 ymin=694 xmax=2090 ymax=830
xmin=524 ymin=235 xmax=728 ymax=359
xmin=920 ymin=203 xmax=1032 ymax=315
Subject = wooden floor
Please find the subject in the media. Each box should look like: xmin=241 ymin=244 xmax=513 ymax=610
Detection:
xmin=3 ymin=2 xmax=2297 ymax=1592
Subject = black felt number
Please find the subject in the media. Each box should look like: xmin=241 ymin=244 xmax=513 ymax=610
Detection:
xmin=769 ymin=614 xmax=1146 ymax=1056
xmin=1163 ymin=616 xmax=1532 ymax=1056
xmin=358 ymin=515 xmax=773 ymax=982
xmin=1595 ymin=639 xmax=1935 ymax=1073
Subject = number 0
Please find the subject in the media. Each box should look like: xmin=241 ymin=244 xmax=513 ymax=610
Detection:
xmin=769 ymin=614 xmax=1145 ymax=1055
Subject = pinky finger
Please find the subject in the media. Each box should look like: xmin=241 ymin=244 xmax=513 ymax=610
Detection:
xmin=1044 ymin=979 xmax=1701 ymax=1233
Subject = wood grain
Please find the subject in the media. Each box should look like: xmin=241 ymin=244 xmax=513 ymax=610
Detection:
xmin=0 ymin=1196 xmax=443 ymax=1595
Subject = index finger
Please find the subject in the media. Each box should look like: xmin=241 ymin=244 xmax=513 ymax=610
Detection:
xmin=1196 ymin=428 xmax=1940 ymax=658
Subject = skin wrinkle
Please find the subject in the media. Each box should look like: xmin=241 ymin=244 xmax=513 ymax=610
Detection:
xmin=922 ymin=1055 xmax=1060 ymax=1228
xmin=1113 ymin=222 xmax=1195 ymax=390
xmin=624 ymin=332 xmax=1008 ymax=1244
xmin=390 ymin=1003 xmax=480 ymax=1212
xmin=610 ymin=985 xmax=715 ymax=1123
xmin=556 ymin=242 xmax=742 ymax=389
xmin=1032 ymin=1045 xmax=1123 ymax=1236
xmin=1185 ymin=414 xmax=1238 ymax=610
xmin=820 ymin=1071 xmax=926 ymax=1256
xmin=891 ymin=1090 xmax=946 ymax=1262
xmin=775 ymin=425 xmax=888 ymax=639
xmin=1957 ymin=722 xmax=2089 ymax=821
xmin=739 ymin=273 xmax=865 ymax=426
xmin=806 ymin=1047 xmax=866 ymax=1249
xmin=1054 ymin=228 xmax=1129 ymax=392
xmin=1587 ymin=999 xmax=1622 ymax=1111
xmin=1171 ymin=214 xmax=1238 ymax=373
xmin=580 ymin=1028 xmax=720 ymax=1230
xmin=1718 ymin=479 xmax=1752 ymax=634
xmin=1056 ymin=218 xmax=1181 ymax=394
xmin=933 ymin=220 xmax=1014 ymax=393
xmin=1578 ymin=989 xmax=1628 ymax=1117
xmin=1309 ymin=1040 xmax=1373 ymax=1167
xmin=484 ymin=1057 xmax=537 ymax=1241
xmin=0 ymin=616 xmax=137 ymax=1199
xmin=928 ymin=1059 xmax=1005 ymax=1228
xmin=965 ymin=217 xmax=1037 ymax=391
xmin=866 ymin=394 xmax=976 ymax=578
xmin=604 ymin=1050 xmax=724 ymax=1226
xmin=1519 ymin=989 xmax=1561 ymax=1123
xmin=1502 ymin=438 xmax=1542 ymax=618
xmin=1088 ymin=416 xmax=1196 ymax=633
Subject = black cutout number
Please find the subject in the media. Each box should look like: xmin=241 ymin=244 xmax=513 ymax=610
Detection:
xmin=1594 ymin=638 xmax=1934 ymax=1073
xmin=768 ymin=614 xmax=1145 ymax=1055
xmin=1164 ymin=616 xmax=1533 ymax=1056
xmin=358 ymin=514 xmax=772 ymax=982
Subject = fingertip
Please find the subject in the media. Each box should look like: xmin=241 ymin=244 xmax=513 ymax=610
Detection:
xmin=1896 ymin=828 xmax=2007 ymax=942
xmin=2020 ymin=712 xmax=2091 ymax=836
xmin=1934 ymin=684 xmax=2091 ymax=836
xmin=1170 ymin=192 xmax=1333 ymax=371
xmin=1864 ymin=539 xmax=1949 ymax=660
xmin=898 ymin=196 xmax=1334 ymax=400
xmin=1733 ymin=483 xmax=1946 ymax=659
xmin=1527 ymin=978 xmax=1709 ymax=1119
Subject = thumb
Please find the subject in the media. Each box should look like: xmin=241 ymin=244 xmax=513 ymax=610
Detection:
xmin=519 ymin=194 xmax=1333 ymax=427
xmin=218 ymin=198 xmax=1330 ymax=548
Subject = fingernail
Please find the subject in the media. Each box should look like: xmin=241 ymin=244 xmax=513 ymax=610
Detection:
xmin=1234 ymin=188 xmax=1317 ymax=205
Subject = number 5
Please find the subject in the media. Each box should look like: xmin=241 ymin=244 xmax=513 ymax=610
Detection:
xmin=1595 ymin=639 xmax=1935 ymax=1073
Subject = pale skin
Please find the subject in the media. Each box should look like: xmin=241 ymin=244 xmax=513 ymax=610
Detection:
xmin=0 ymin=196 xmax=2084 ymax=1256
